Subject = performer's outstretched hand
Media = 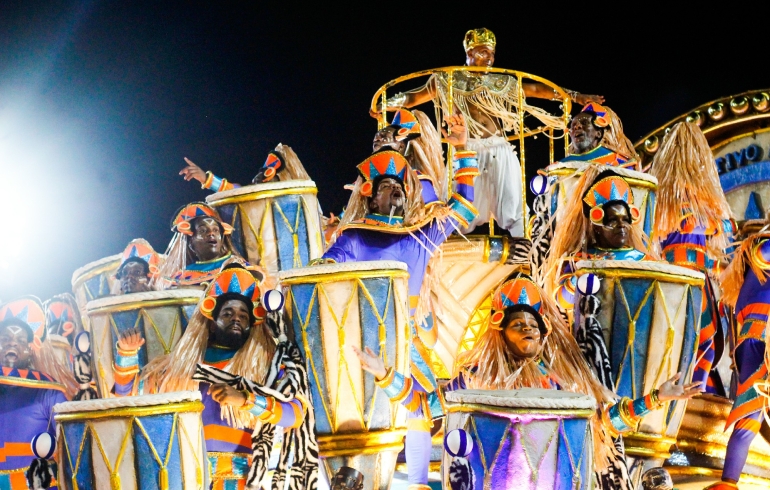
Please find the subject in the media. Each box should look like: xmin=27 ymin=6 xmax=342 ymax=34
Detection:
xmin=574 ymin=93 xmax=605 ymax=106
xmin=442 ymin=113 xmax=468 ymax=149
xmin=208 ymin=383 xmax=247 ymax=407
xmin=179 ymin=157 xmax=206 ymax=184
xmin=117 ymin=327 xmax=145 ymax=352
xmin=350 ymin=345 xmax=388 ymax=380
xmin=657 ymin=372 xmax=703 ymax=401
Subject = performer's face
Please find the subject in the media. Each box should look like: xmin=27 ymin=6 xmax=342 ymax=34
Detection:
xmin=119 ymin=261 xmax=151 ymax=294
xmin=372 ymin=127 xmax=406 ymax=154
xmin=190 ymin=217 xmax=225 ymax=262
xmin=569 ymin=113 xmax=603 ymax=153
xmin=465 ymin=45 xmax=495 ymax=67
xmin=592 ymin=203 xmax=632 ymax=249
xmin=502 ymin=311 xmax=541 ymax=359
xmin=369 ymin=178 xmax=405 ymax=216
xmin=212 ymin=299 xmax=252 ymax=349
xmin=0 ymin=324 xmax=33 ymax=369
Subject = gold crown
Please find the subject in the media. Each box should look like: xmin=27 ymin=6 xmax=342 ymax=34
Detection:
xmin=463 ymin=28 xmax=496 ymax=51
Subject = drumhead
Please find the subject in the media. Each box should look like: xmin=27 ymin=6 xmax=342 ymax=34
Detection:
xmin=71 ymin=254 xmax=122 ymax=287
xmin=86 ymin=289 xmax=204 ymax=312
xmin=546 ymin=162 xmax=658 ymax=186
xmin=575 ymin=260 xmax=705 ymax=281
xmin=206 ymin=179 xmax=318 ymax=202
xmin=445 ymin=388 xmax=596 ymax=410
xmin=279 ymin=260 xmax=408 ymax=281
xmin=54 ymin=390 xmax=202 ymax=414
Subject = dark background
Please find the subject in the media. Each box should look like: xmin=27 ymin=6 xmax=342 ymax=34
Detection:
xmin=1 ymin=1 xmax=767 ymax=301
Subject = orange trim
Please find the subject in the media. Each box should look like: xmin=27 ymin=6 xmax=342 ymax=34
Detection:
xmin=726 ymin=398 xmax=765 ymax=429
xmin=203 ymin=424 xmax=252 ymax=448
xmin=737 ymin=366 xmax=769 ymax=394
xmin=735 ymin=417 xmax=762 ymax=434
xmin=0 ymin=443 xmax=34 ymax=463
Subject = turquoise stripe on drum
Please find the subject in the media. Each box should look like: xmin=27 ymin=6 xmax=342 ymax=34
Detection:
xmin=358 ymin=277 xmax=398 ymax=431
xmin=610 ymin=278 xmax=654 ymax=399
xmin=84 ymin=274 xmax=112 ymax=301
xmin=272 ymin=195 xmax=310 ymax=270
xmin=288 ymin=283 xmax=332 ymax=434
xmin=61 ymin=421 xmax=94 ymax=490
xmin=133 ymin=414 xmax=183 ymax=490
xmin=556 ymin=418 xmax=590 ymax=489
xmin=219 ymin=204 xmax=247 ymax=258
xmin=110 ymin=309 xmax=149 ymax=367
xmin=643 ymin=191 xmax=656 ymax=238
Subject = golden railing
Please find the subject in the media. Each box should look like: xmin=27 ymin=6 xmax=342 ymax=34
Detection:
xmin=370 ymin=66 xmax=572 ymax=237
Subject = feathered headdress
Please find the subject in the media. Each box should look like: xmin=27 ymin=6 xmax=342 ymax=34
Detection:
xmin=650 ymin=121 xmax=733 ymax=251
xmin=0 ymin=296 xmax=78 ymax=397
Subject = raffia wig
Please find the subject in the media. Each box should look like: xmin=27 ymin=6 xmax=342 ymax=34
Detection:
xmin=543 ymin=165 xmax=657 ymax=295
xmin=650 ymin=122 xmax=733 ymax=251
xmin=34 ymin=340 xmax=79 ymax=398
xmin=407 ymin=110 xmax=447 ymax=201
xmin=274 ymin=143 xmax=311 ymax=182
xmin=454 ymin=280 xmax=616 ymax=470
xmin=720 ymin=233 xmax=769 ymax=307
xmin=142 ymin=307 xmax=276 ymax=428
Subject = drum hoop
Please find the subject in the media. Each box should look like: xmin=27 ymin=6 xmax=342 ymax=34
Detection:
xmin=71 ymin=254 xmax=122 ymax=288
xmin=447 ymin=404 xmax=595 ymax=419
xmin=48 ymin=334 xmax=71 ymax=347
xmin=546 ymin=163 xmax=658 ymax=189
xmin=55 ymin=400 xmax=204 ymax=422
xmin=207 ymin=181 xmax=318 ymax=206
xmin=86 ymin=290 xmax=204 ymax=314
xmin=575 ymin=263 xmax=705 ymax=286
xmin=279 ymin=260 xmax=408 ymax=280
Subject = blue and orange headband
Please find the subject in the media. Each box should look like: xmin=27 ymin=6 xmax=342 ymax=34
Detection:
xmin=582 ymin=173 xmax=640 ymax=225
xmin=171 ymin=202 xmax=233 ymax=236
xmin=489 ymin=277 xmax=549 ymax=335
xmin=356 ymin=150 xmax=410 ymax=197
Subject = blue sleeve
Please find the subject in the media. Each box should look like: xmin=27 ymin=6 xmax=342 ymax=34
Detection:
xmin=322 ymin=232 xmax=358 ymax=263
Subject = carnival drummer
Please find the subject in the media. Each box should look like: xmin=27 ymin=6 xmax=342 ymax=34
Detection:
xmin=157 ymin=202 xmax=243 ymax=289
xmin=319 ymin=114 xmax=476 ymax=489
xmin=114 ymin=238 xmax=161 ymax=294
xmin=353 ymin=276 xmax=703 ymax=490
xmin=112 ymin=265 xmax=317 ymax=489
xmin=374 ymin=27 xmax=603 ymax=236
xmin=0 ymin=297 xmax=78 ymax=490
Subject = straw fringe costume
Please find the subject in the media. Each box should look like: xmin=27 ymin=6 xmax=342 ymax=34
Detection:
xmin=114 ymin=268 xmax=317 ymax=489
xmin=650 ymin=122 xmax=734 ymax=395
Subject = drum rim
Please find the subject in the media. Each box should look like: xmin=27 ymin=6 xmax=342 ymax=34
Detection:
xmin=86 ymin=289 xmax=204 ymax=313
xmin=71 ymin=253 xmax=122 ymax=287
xmin=206 ymin=179 xmax=318 ymax=203
xmin=54 ymin=390 xmax=203 ymax=415
xmin=278 ymin=260 xmax=409 ymax=281
xmin=445 ymin=388 xmax=597 ymax=410
xmin=575 ymin=259 xmax=705 ymax=284
xmin=546 ymin=162 xmax=659 ymax=186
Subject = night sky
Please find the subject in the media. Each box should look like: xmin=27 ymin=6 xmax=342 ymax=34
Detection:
xmin=1 ymin=1 xmax=767 ymax=301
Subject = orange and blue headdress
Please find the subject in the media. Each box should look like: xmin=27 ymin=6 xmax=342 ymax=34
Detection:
xmin=582 ymin=172 xmax=641 ymax=225
xmin=389 ymin=109 xmax=421 ymax=141
xmin=44 ymin=294 xmax=81 ymax=341
xmin=171 ymin=202 xmax=233 ymax=236
xmin=199 ymin=265 xmax=266 ymax=325
xmin=260 ymin=151 xmax=284 ymax=183
xmin=489 ymin=277 xmax=549 ymax=335
xmin=580 ymin=102 xmax=611 ymax=128
xmin=0 ymin=296 xmax=48 ymax=350
xmin=117 ymin=238 xmax=161 ymax=278
xmin=356 ymin=150 xmax=410 ymax=197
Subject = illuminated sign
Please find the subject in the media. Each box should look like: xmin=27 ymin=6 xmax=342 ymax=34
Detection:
xmin=714 ymin=131 xmax=770 ymax=220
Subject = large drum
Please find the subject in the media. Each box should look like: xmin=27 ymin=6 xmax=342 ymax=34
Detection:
xmin=71 ymin=255 xmax=122 ymax=324
xmin=86 ymin=290 xmax=202 ymax=397
xmin=546 ymin=163 xmax=658 ymax=237
xmin=573 ymin=260 xmax=704 ymax=470
xmin=55 ymin=391 xmax=206 ymax=490
xmin=279 ymin=261 xmax=410 ymax=490
xmin=444 ymin=388 xmax=596 ymax=490
xmin=206 ymin=180 xmax=324 ymax=276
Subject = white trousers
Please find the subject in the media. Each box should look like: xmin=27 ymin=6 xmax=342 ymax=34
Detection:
xmin=462 ymin=136 xmax=525 ymax=236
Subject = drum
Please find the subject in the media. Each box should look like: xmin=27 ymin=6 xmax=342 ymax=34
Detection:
xmin=71 ymin=254 xmax=122 ymax=327
xmin=573 ymin=260 xmax=704 ymax=469
xmin=206 ymin=180 xmax=324 ymax=276
xmin=279 ymin=261 xmax=410 ymax=490
xmin=444 ymin=388 xmax=596 ymax=490
xmin=86 ymin=290 xmax=202 ymax=397
xmin=546 ymin=163 xmax=658 ymax=237
xmin=54 ymin=391 xmax=206 ymax=490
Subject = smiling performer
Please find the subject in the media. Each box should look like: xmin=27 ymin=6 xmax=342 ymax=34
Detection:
xmin=113 ymin=265 xmax=317 ymax=489
xmin=157 ymin=202 xmax=242 ymax=289
xmin=353 ymin=276 xmax=702 ymax=489
xmin=375 ymin=28 xmax=603 ymax=236
xmin=0 ymin=297 xmax=78 ymax=490
xmin=321 ymin=115 xmax=477 ymax=489
xmin=544 ymin=167 xmax=655 ymax=312
xmin=179 ymin=144 xmax=311 ymax=191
